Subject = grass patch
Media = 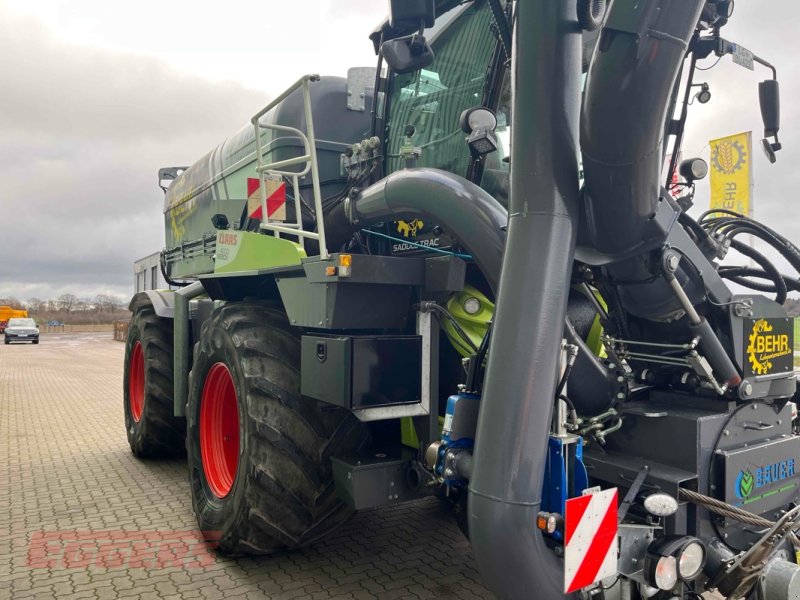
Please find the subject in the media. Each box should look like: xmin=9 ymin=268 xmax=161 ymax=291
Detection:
xmin=795 ymin=318 xmax=800 ymax=351
xmin=794 ymin=318 xmax=799 ymax=371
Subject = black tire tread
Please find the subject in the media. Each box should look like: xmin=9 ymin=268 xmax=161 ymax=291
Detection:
xmin=124 ymin=306 xmax=185 ymax=457
xmin=188 ymin=302 xmax=368 ymax=554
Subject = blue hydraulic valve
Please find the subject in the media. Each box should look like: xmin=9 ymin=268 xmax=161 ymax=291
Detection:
xmin=425 ymin=393 xmax=481 ymax=487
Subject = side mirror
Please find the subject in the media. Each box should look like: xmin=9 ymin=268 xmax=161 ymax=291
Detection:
xmin=381 ymin=36 xmax=434 ymax=75
xmin=759 ymin=79 xmax=782 ymax=162
xmin=759 ymin=79 xmax=780 ymax=138
xmin=389 ymin=0 xmax=435 ymax=30
xmin=761 ymin=138 xmax=777 ymax=164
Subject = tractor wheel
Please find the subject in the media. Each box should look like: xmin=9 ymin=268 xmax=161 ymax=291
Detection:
xmin=123 ymin=305 xmax=185 ymax=457
xmin=186 ymin=302 xmax=369 ymax=554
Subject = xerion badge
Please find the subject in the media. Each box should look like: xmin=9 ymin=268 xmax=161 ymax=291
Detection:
xmin=744 ymin=318 xmax=794 ymax=377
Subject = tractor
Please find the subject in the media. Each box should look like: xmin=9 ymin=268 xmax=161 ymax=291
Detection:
xmin=125 ymin=0 xmax=800 ymax=597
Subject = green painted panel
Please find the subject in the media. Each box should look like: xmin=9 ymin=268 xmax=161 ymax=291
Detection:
xmin=214 ymin=231 xmax=306 ymax=274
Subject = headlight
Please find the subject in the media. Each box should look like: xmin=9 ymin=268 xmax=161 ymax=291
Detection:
xmin=654 ymin=556 xmax=678 ymax=591
xmin=678 ymin=541 xmax=705 ymax=579
xmin=644 ymin=536 xmax=706 ymax=590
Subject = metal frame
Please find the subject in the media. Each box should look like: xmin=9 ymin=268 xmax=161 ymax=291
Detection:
xmin=251 ymin=74 xmax=328 ymax=258
xmin=351 ymin=310 xmax=433 ymax=422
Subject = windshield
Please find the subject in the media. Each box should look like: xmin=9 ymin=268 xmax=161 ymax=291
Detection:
xmin=385 ymin=2 xmax=496 ymax=176
xmin=9 ymin=318 xmax=35 ymax=327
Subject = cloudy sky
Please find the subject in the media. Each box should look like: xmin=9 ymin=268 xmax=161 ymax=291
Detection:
xmin=0 ymin=0 xmax=797 ymax=303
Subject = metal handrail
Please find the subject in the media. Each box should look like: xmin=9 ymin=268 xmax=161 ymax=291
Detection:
xmin=251 ymin=74 xmax=328 ymax=258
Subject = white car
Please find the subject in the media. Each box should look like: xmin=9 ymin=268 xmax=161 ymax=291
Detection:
xmin=4 ymin=318 xmax=40 ymax=344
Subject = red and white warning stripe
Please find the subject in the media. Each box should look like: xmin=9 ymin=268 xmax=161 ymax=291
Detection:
xmin=564 ymin=488 xmax=618 ymax=593
xmin=247 ymin=177 xmax=286 ymax=221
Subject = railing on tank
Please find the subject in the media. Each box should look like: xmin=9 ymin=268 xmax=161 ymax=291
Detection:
xmin=251 ymin=74 xmax=328 ymax=259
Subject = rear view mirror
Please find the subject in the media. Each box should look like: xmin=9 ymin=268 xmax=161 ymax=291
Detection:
xmin=759 ymin=79 xmax=780 ymax=138
xmin=381 ymin=36 xmax=434 ymax=75
xmin=761 ymin=138 xmax=777 ymax=164
xmin=759 ymin=79 xmax=782 ymax=162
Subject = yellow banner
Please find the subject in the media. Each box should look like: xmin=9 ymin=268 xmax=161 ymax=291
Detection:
xmin=709 ymin=131 xmax=752 ymax=215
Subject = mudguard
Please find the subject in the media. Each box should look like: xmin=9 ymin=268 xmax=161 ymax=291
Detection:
xmin=128 ymin=290 xmax=175 ymax=319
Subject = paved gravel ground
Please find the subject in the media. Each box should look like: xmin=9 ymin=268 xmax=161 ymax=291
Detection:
xmin=1 ymin=333 xmax=493 ymax=600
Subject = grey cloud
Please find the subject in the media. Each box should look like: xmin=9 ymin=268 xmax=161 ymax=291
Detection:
xmin=682 ymin=0 xmax=800 ymax=248
xmin=0 ymin=14 xmax=267 ymax=143
xmin=1 ymin=1 xmax=799 ymax=303
xmin=0 ymin=7 xmax=268 ymax=301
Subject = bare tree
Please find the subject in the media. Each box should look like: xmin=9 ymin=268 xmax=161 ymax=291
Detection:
xmin=26 ymin=297 xmax=46 ymax=312
xmin=0 ymin=296 xmax=23 ymax=308
xmin=75 ymin=297 xmax=93 ymax=313
xmin=785 ymin=297 xmax=800 ymax=317
xmin=57 ymin=293 xmax=78 ymax=313
xmin=95 ymin=294 xmax=123 ymax=312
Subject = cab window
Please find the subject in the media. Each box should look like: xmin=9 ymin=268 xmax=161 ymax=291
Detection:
xmin=385 ymin=2 xmax=496 ymax=176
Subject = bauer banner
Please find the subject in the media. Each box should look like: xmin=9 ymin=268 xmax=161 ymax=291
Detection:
xmin=709 ymin=131 xmax=753 ymax=215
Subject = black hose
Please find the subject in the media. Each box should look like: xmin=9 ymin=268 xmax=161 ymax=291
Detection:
xmin=716 ymin=221 xmax=800 ymax=270
xmin=699 ymin=210 xmax=800 ymax=273
xmin=559 ymin=394 xmax=580 ymax=427
xmin=421 ymin=303 xmax=479 ymax=354
xmin=719 ymin=266 xmax=800 ymax=293
xmin=555 ymin=361 xmax=574 ymax=399
xmin=722 ymin=274 xmax=779 ymax=294
xmin=728 ymin=239 xmax=787 ymax=304
xmin=467 ymin=322 xmax=493 ymax=393
xmin=159 ymin=251 xmax=190 ymax=288
xmin=678 ymin=211 xmax=712 ymax=245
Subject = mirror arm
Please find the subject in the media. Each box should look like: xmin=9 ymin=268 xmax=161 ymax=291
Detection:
xmin=705 ymin=35 xmax=778 ymax=80
xmin=752 ymin=54 xmax=777 ymax=80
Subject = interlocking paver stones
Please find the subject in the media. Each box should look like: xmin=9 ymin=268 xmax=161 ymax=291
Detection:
xmin=1 ymin=333 xmax=493 ymax=599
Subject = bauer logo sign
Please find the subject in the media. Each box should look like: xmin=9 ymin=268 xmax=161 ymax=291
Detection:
xmin=734 ymin=460 xmax=795 ymax=504
xmin=723 ymin=436 xmax=800 ymax=514
xmin=744 ymin=318 xmax=793 ymax=376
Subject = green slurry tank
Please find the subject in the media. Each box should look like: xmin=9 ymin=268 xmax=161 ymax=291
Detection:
xmin=162 ymin=74 xmax=374 ymax=279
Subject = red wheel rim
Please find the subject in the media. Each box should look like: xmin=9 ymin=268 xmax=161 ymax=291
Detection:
xmin=128 ymin=341 xmax=145 ymax=423
xmin=200 ymin=363 xmax=240 ymax=498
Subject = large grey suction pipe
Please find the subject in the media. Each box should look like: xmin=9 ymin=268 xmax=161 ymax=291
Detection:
xmin=580 ymin=0 xmax=709 ymax=325
xmin=327 ymin=168 xmax=508 ymax=293
xmin=581 ymin=0 xmax=705 ymax=257
xmin=468 ymin=0 xmax=582 ymax=598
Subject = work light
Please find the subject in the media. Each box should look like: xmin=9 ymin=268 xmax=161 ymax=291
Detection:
xmin=644 ymin=536 xmax=707 ymax=590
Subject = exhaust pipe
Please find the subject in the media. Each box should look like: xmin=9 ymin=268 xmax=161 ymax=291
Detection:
xmin=468 ymin=0 xmax=582 ymax=597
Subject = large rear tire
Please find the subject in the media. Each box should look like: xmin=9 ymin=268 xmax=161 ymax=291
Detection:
xmin=186 ymin=302 xmax=369 ymax=554
xmin=123 ymin=305 xmax=185 ymax=457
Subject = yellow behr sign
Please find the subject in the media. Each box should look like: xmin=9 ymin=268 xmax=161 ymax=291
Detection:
xmin=709 ymin=131 xmax=753 ymax=215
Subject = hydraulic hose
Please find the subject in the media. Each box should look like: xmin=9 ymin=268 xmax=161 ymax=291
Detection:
xmin=729 ymin=239 xmax=788 ymax=304
xmin=468 ymin=0 xmax=582 ymax=597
